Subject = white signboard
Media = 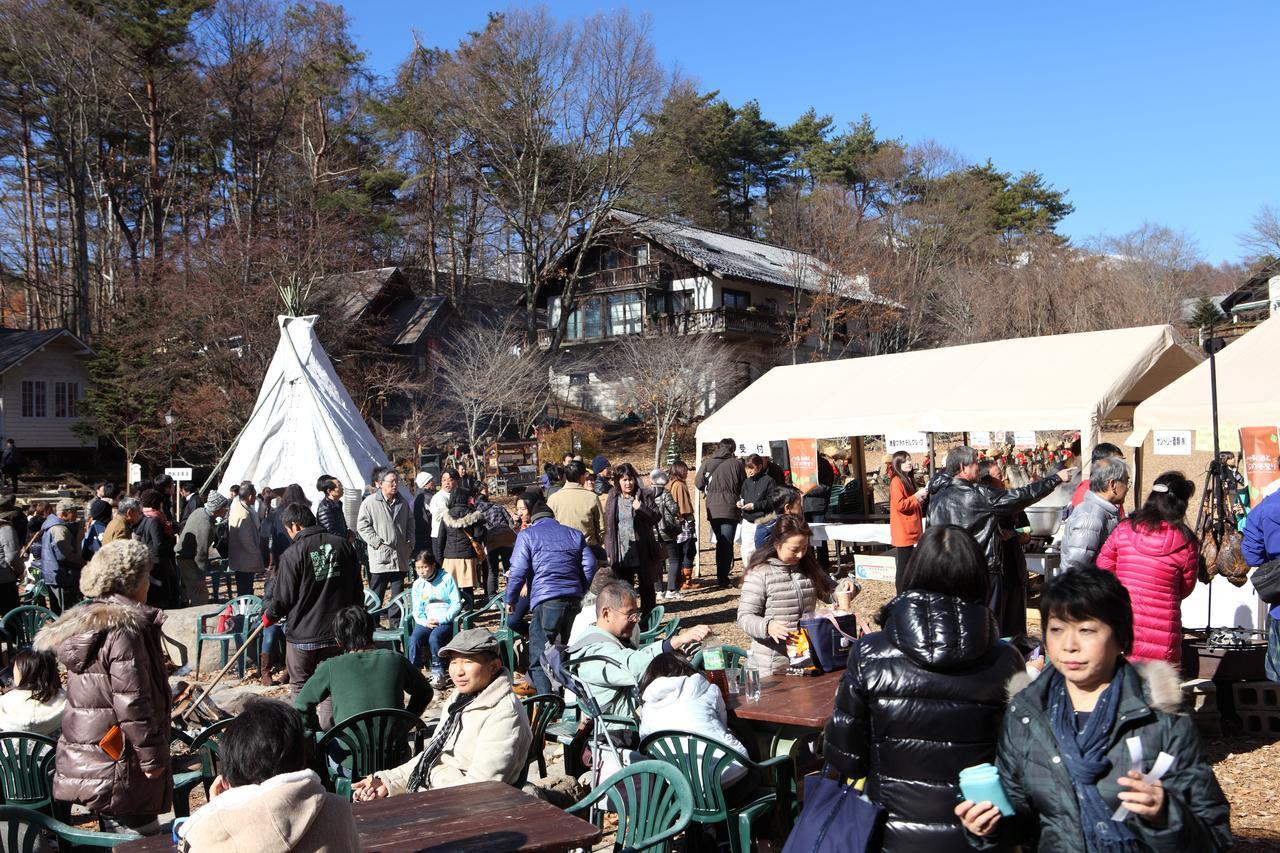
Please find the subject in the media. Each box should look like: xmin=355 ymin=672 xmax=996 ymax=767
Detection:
xmin=1152 ymin=430 xmax=1193 ymax=456
xmin=885 ymin=432 xmax=929 ymax=455
xmin=735 ymin=439 xmax=770 ymax=458
xmin=854 ymin=553 xmax=897 ymax=583
xmin=970 ymin=431 xmax=992 ymax=449
xmin=128 ymin=463 xmax=142 ymax=485
xmin=1013 ymin=431 xmax=1037 ymax=449
xmin=164 ymin=466 xmax=193 ymax=482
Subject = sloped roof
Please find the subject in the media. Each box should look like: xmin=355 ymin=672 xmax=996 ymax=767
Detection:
xmin=0 ymin=328 xmax=93 ymax=374
xmin=329 ymin=267 xmax=405 ymax=322
xmin=610 ymin=211 xmax=889 ymax=303
xmin=386 ymin=295 xmax=450 ymax=348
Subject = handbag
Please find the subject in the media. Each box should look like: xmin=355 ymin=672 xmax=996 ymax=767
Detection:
xmin=782 ymin=768 xmax=885 ymax=853
xmin=798 ymin=613 xmax=860 ymax=673
xmin=1250 ymin=558 xmax=1280 ymax=604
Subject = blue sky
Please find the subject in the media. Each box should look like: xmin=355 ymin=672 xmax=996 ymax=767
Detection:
xmin=343 ymin=1 xmax=1277 ymax=265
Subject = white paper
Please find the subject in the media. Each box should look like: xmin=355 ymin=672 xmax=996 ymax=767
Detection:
xmin=1152 ymin=430 xmax=1193 ymax=456
xmin=1111 ymin=739 xmax=1176 ymax=822
xmin=886 ymin=432 xmax=929 ymax=454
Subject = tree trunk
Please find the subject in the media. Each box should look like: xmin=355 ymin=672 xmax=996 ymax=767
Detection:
xmin=146 ymin=71 xmax=163 ymax=267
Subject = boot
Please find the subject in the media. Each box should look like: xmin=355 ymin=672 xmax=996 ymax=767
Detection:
xmin=680 ymin=567 xmax=694 ymax=590
xmin=259 ymin=653 xmax=273 ymax=686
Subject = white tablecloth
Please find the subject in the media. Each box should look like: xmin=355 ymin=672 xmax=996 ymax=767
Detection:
xmin=807 ymin=522 xmax=893 ymax=546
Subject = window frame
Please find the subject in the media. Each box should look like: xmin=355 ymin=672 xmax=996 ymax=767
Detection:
xmin=721 ymin=288 xmax=751 ymax=310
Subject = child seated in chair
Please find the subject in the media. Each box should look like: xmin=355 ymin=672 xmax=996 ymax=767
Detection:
xmin=0 ymin=649 xmax=65 ymax=736
xmin=179 ymin=699 xmax=359 ymax=852
xmin=408 ymin=550 xmax=460 ymax=689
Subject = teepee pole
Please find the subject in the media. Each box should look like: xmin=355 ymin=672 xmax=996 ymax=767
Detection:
xmin=196 ymin=371 xmax=287 ymax=497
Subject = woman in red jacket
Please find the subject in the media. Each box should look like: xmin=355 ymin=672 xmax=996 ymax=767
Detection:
xmin=1096 ymin=471 xmax=1199 ymax=666
xmin=888 ymin=451 xmax=927 ymax=590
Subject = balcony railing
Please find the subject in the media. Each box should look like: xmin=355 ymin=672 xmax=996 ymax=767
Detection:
xmin=578 ymin=262 xmax=670 ymax=292
xmin=537 ymin=306 xmax=785 ymax=348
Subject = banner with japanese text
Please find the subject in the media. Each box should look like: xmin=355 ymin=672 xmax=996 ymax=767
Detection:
xmin=1239 ymin=426 xmax=1280 ymax=507
xmin=787 ymin=438 xmax=820 ymax=492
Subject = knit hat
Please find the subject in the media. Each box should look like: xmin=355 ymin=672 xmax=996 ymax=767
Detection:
xmin=205 ymin=493 xmax=230 ymax=514
xmin=415 ymin=471 xmax=434 ymax=489
xmin=439 ymin=628 xmax=501 ymax=660
xmin=591 ymin=455 xmax=610 ymax=475
xmin=89 ymin=499 xmax=112 ymax=525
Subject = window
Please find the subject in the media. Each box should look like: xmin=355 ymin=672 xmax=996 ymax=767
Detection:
xmin=670 ymin=290 xmax=694 ymax=313
xmin=601 ymin=249 xmax=624 ymax=270
xmin=21 ymin=381 xmax=46 ymax=418
xmin=54 ymin=382 xmax=80 ymax=418
xmin=568 ymin=373 xmax=590 ymax=387
xmin=633 ymin=243 xmax=650 ymax=266
xmin=721 ymin=288 xmax=751 ymax=310
xmin=567 ymin=297 xmax=604 ymax=340
xmin=607 ymin=291 xmax=643 ymax=335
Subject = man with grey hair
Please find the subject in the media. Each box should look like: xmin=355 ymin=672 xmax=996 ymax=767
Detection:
xmin=928 ymin=446 xmax=1076 ymax=614
xmin=39 ymin=498 xmax=86 ymax=612
xmin=357 ymin=468 xmax=412 ymax=621
xmin=1060 ymin=456 xmax=1130 ymax=572
xmin=177 ymin=493 xmax=230 ymax=606
xmin=103 ymin=497 xmax=142 ymax=544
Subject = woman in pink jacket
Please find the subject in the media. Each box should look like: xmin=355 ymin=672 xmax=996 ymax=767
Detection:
xmin=1096 ymin=471 xmax=1199 ymax=666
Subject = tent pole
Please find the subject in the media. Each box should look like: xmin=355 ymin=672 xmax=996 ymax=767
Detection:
xmin=196 ymin=372 xmax=287 ymax=497
xmin=1133 ymin=444 xmax=1144 ymax=512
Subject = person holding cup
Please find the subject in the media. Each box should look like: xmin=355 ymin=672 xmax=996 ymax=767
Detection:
xmin=956 ymin=569 xmax=1231 ymax=852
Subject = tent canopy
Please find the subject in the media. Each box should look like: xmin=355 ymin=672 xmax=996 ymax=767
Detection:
xmin=217 ymin=315 xmax=390 ymax=504
xmin=1129 ymin=314 xmax=1280 ymax=443
xmin=696 ymin=324 xmax=1194 ymax=450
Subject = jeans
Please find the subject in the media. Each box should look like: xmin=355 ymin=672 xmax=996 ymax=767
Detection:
xmin=485 ymin=546 xmax=512 ymax=599
xmin=507 ymin=595 xmax=531 ymax=637
xmin=613 ymin=561 xmax=657 ymax=619
xmin=286 ymin=642 xmax=341 ymax=728
xmin=234 ymin=571 xmax=258 ymax=597
xmin=368 ymin=573 xmax=405 ymax=627
xmin=408 ymin=622 xmax=453 ymax=671
xmin=528 ymin=596 xmax=581 ymax=695
xmin=679 ymin=537 xmax=696 ymax=569
xmin=262 ymin=624 xmax=286 ymax=657
xmin=662 ymin=541 xmax=682 ymax=591
xmin=710 ymin=518 xmax=738 ymax=585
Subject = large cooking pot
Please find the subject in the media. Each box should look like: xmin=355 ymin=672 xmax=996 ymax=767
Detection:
xmin=1024 ymin=505 xmax=1063 ymax=537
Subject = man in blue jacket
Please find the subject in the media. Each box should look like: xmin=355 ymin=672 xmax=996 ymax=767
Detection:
xmin=506 ymin=498 xmax=597 ymax=694
xmin=1243 ymin=487 xmax=1280 ymax=681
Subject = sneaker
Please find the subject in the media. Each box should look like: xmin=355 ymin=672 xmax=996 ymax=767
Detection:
xmin=658 ymin=590 xmax=670 ymax=601
xmin=665 ymin=591 xmax=684 ymax=602
xmin=430 ymin=671 xmax=448 ymax=690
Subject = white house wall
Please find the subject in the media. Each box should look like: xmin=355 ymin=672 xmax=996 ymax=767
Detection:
xmin=1 ymin=340 xmax=92 ymax=449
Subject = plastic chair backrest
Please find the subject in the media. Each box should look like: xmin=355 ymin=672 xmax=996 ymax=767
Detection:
xmin=0 ymin=732 xmax=56 ymax=808
xmin=0 ymin=804 xmax=139 ymax=850
xmin=1 ymin=606 xmax=56 ymax=648
xmin=566 ymin=760 xmax=694 ymax=853
xmin=690 ymin=645 xmax=749 ymax=671
xmin=457 ymin=593 xmax=506 ymax=630
xmin=363 ymin=588 xmax=381 ymax=611
xmin=641 ymin=606 xmax=666 ymax=635
xmin=316 ymin=708 xmax=426 ymax=790
xmin=521 ymin=694 xmax=564 ymax=760
xmin=190 ymin=717 xmax=236 ymax=782
xmin=381 ymin=590 xmax=412 ymax=626
xmin=639 ymin=730 xmax=756 ymax=820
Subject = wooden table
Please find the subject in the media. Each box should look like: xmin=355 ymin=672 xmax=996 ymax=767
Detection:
xmin=727 ymin=670 xmax=843 ymax=730
xmin=119 ymin=781 xmax=601 ymax=852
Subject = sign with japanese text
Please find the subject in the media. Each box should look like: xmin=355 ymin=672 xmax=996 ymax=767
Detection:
xmin=1239 ymin=427 xmax=1280 ymax=507
xmin=1013 ymin=431 xmax=1037 ymax=449
xmin=165 ymin=467 xmax=193 ymax=482
xmin=735 ymin=438 xmax=770 ymax=458
xmin=1196 ymin=426 xmax=1240 ymax=453
xmin=970 ymin=431 xmax=992 ymax=449
xmin=1152 ymin=430 xmax=1192 ymax=456
xmin=885 ymin=432 xmax=929 ymax=455
xmin=787 ymin=439 xmax=820 ymax=492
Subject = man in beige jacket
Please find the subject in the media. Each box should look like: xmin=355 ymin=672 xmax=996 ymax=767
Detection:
xmin=547 ymin=460 xmax=605 ymax=549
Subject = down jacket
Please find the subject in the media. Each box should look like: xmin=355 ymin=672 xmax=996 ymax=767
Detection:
xmin=34 ymin=594 xmax=172 ymax=817
xmin=638 ymin=674 xmax=748 ymax=785
xmin=434 ymin=506 xmax=486 ymax=564
xmin=695 ymin=447 xmax=745 ymax=521
xmin=971 ymin=660 xmax=1231 ymax=853
xmin=736 ymin=557 xmax=833 ymax=673
xmin=505 ymin=516 xmax=596 ymax=611
xmin=316 ymin=496 xmax=349 ymax=540
xmin=927 ymin=473 xmax=1061 ymax=574
xmin=823 ymin=590 xmax=1023 ymax=853
xmin=1096 ymin=520 xmax=1198 ymax=665
xmin=1059 ymin=489 xmax=1122 ymax=572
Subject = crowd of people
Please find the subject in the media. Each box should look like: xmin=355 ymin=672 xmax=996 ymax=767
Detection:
xmin=0 ymin=434 xmax=1248 ymax=852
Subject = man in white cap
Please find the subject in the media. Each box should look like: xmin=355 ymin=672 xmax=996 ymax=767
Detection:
xmin=413 ymin=471 xmax=436 ymax=553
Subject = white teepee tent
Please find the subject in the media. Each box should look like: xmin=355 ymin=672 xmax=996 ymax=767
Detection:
xmin=216 ymin=315 xmax=390 ymax=506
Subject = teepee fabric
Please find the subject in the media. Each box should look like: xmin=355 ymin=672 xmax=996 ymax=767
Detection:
xmin=217 ymin=315 xmax=390 ymax=504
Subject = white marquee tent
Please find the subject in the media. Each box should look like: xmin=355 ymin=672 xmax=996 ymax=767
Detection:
xmin=216 ymin=315 xmax=391 ymax=508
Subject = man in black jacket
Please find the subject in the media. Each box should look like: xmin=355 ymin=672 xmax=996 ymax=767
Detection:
xmin=928 ymin=446 xmax=1075 ymax=616
xmin=315 ymin=474 xmax=350 ymax=539
xmin=265 ymin=502 xmax=363 ymax=727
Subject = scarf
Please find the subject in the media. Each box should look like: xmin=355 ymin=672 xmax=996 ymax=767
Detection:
xmin=405 ymin=690 xmax=478 ymax=792
xmin=141 ymin=506 xmax=173 ymax=537
xmin=1046 ymin=662 xmax=1140 ymax=853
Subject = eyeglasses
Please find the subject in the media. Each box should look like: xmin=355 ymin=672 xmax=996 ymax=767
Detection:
xmin=618 ymin=609 xmax=643 ymax=623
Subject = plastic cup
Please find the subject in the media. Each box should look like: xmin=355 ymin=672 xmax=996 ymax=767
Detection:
xmin=744 ymin=666 xmax=761 ymax=701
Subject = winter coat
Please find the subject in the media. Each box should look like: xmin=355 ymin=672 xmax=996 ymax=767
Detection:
xmin=412 ymin=491 xmax=433 ymax=553
xmin=603 ymin=487 xmax=661 ymax=568
xmin=177 ymin=508 xmax=218 ymax=573
xmin=412 ymin=568 xmax=462 ymax=627
xmin=0 ymin=687 xmax=65 ymax=736
xmin=476 ymin=498 xmax=517 ymax=548
xmin=1096 ymin=520 xmax=1198 ymax=665
xmin=570 ymin=627 xmax=669 ymax=716
xmin=695 ymin=448 xmax=745 ymax=521
xmin=434 ymin=507 xmax=486 ymax=565
xmin=227 ymin=498 xmax=263 ymax=574
xmin=178 ymin=769 xmax=360 ymax=853
xmin=34 ymin=594 xmax=172 ymax=817
xmin=638 ymin=674 xmax=748 ymax=784
xmin=889 ymin=476 xmax=924 ymax=548
xmin=39 ymin=515 xmax=83 ymax=587
xmin=739 ymin=471 xmax=777 ymax=523
xmin=505 ymin=517 xmax=596 ymax=611
xmin=736 ymin=557 xmax=833 ymax=674
xmin=428 ymin=489 xmax=452 ymax=540
xmin=1059 ymin=489 xmax=1121 ymax=572
xmin=1243 ymin=488 xmax=1280 ymax=566
xmin=265 ymin=526 xmax=363 ymax=646
xmin=376 ymin=668 xmax=532 ymax=793
xmin=547 ymin=483 xmax=606 ymax=547
xmin=971 ymin=661 xmax=1232 ymax=853
xmin=101 ymin=515 xmax=130 ymax=545
xmin=669 ymin=478 xmax=694 ymax=516
xmin=316 ymin=496 xmax=349 ymax=541
xmin=824 ymin=590 xmax=1023 ymax=853
xmin=0 ymin=445 xmax=21 ymax=472
xmin=357 ymin=491 xmax=413 ymax=576
xmin=927 ymin=473 xmax=1060 ymax=574
xmin=654 ymin=488 xmax=683 ymax=544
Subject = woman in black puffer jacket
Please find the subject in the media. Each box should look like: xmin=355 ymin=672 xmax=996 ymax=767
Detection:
xmin=823 ymin=525 xmax=1022 ymax=853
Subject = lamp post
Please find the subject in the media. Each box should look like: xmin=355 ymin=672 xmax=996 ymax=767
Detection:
xmin=164 ymin=409 xmax=176 ymax=468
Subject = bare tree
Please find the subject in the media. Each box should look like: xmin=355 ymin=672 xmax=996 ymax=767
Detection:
xmin=611 ymin=333 xmax=736 ymax=469
xmin=1239 ymin=204 xmax=1280 ymax=262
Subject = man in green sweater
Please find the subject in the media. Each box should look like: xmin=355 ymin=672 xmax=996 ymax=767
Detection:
xmin=296 ymin=605 xmax=433 ymax=730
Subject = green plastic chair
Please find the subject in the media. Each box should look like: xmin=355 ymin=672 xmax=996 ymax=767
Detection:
xmin=194 ymin=595 xmax=262 ymax=677
xmin=316 ymin=708 xmax=427 ymax=801
xmin=456 ymin=593 xmax=505 ymax=629
xmin=690 ymin=645 xmax=749 ymax=671
xmin=1 ymin=606 xmax=56 ymax=660
xmin=519 ymin=693 xmax=565 ymax=783
xmin=0 ymin=732 xmax=56 ymax=811
xmin=567 ymin=760 xmax=695 ymax=853
xmin=18 ymin=581 xmax=47 ymax=610
xmin=0 ymin=804 xmax=139 ymax=850
xmin=363 ymin=588 xmax=381 ymax=611
xmin=371 ymin=590 xmax=412 ymax=654
xmin=172 ymin=718 xmax=236 ymax=818
xmin=640 ymin=730 xmax=794 ymax=853
xmin=638 ymin=607 xmax=680 ymax=647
